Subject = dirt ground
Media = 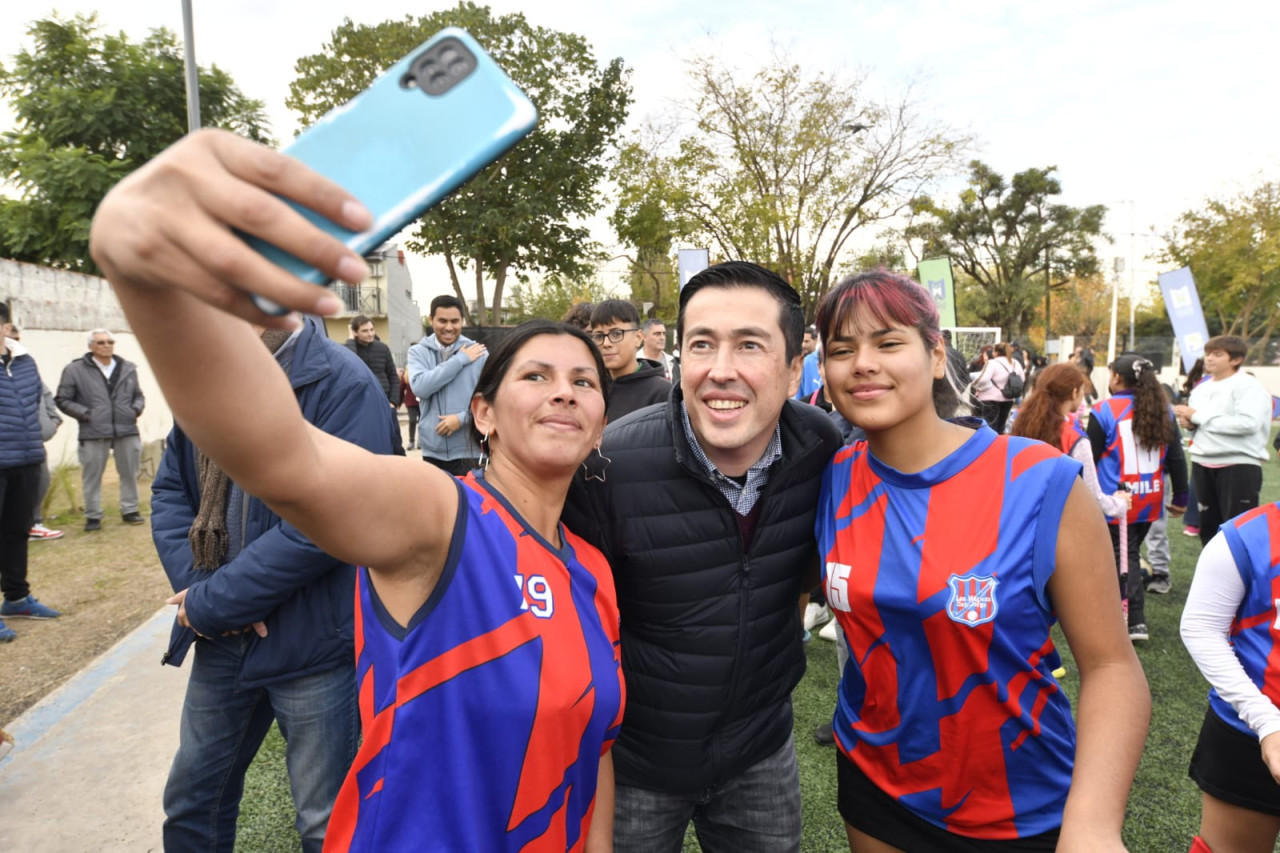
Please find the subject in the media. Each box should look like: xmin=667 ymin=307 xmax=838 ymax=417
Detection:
xmin=0 ymin=464 xmax=170 ymax=726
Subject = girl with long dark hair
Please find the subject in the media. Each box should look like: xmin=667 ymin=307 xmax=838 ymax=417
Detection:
xmin=1089 ymin=354 xmax=1188 ymax=642
xmin=814 ymin=269 xmax=1148 ymax=852
xmin=1011 ymin=362 xmax=1128 ymax=521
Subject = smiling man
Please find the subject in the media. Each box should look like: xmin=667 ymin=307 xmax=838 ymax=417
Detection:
xmin=407 ymin=295 xmax=487 ymax=475
xmin=565 ymin=262 xmax=841 ymax=852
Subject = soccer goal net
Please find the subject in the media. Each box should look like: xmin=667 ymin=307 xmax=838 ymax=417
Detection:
xmin=944 ymin=327 xmax=1003 ymax=363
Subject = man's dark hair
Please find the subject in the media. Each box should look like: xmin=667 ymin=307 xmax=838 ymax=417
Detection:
xmin=804 ymin=325 xmax=817 ymax=338
xmin=589 ymin=299 xmax=640 ymax=328
xmin=562 ymin=302 xmax=594 ymax=329
xmin=677 ymin=261 xmax=804 ymax=362
xmin=430 ymin=295 xmax=465 ymax=318
xmin=1204 ymin=335 xmax=1248 ymax=364
xmin=350 ymin=314 xmax=372 ymax=332
xmin=0 ymin=301 xmax=8 ymax=324
xmin=642 ymin=317 xmax=666 ymax=333
xmin=469 ymin=320 xmax=611 ymax=445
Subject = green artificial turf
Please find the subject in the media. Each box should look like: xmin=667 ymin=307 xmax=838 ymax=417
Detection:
xmin=239 ymin=448 xmax=1280 ymax=853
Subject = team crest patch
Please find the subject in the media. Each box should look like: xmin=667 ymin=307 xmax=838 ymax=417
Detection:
xmin=946 ymin=573 xmax=999 ymax=627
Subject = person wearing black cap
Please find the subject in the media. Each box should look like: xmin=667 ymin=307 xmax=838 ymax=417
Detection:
xmin=1090 ymin=353 xmax=1189 ymax=641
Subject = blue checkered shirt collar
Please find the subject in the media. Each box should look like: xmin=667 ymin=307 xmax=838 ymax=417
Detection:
xmin=679 ymin=401 xmax=783 ymax=515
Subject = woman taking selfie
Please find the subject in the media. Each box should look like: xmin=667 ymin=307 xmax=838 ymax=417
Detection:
xmin=813 ymin=269 xmax=1148 ymax=852
xmin=88 ymin=130 xmax=623 ymax=852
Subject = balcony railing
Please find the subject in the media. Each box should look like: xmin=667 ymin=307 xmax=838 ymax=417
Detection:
xmin=331 ymin=283 xmax=384 ymax=316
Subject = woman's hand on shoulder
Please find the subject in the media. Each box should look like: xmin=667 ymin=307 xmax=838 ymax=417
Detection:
xmin=90 ymin=129 xmax=373 ymax=324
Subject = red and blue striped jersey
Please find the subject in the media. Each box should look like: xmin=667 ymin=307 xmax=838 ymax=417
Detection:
xmin=324 ymin=473 xmax=625 ymax=852
xmin=1212 ymin=503 xmax=1280 ymax=738
xmin=1059 ymin=414 xmax=1086 ymax=456
xmin=817 ymin=426 xmax=1081 ymax=840
xmin=1091 ymin=392 xmax=1170 ymax=524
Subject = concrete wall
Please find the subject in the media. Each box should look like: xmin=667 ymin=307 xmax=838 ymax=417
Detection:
xmin=2 ymin=259 xmax=173 ymax=466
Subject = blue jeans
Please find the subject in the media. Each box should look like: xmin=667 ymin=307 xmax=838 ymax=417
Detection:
xmin=162 ymin=635 xmax=358 ymax=853
xmin=613 ymin=734 xmax=802 ymax=853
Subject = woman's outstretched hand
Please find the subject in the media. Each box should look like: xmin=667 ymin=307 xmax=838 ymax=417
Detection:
xmin=89 ymin=128 xmax=373 ymax=325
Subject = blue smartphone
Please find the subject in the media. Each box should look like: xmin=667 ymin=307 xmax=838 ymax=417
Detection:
xmin=247 ymin=28 xmax=537 ymax=313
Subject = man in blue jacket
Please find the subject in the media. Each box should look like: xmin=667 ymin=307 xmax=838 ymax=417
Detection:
xmin=153 ymin=317 xmax=398 ymax=852
xmin=407 ymin=295 xmax=487 ymax=474
xmin=0 ymin=304 xmax=62 ymax=642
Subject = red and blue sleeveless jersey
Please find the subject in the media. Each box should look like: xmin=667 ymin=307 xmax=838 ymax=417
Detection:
xmin=1211 ymin=503 xmax=1280 ymax=738
xmin=817 ymin=425 xmax=1081 ymax=840
xmin=1091 ymin=392 xmax=1170 ymax=525
xmin=324 ymin=473 xmax=625 ymax=852
xmin=1059 ymin=414 xmax=1086 ymax=456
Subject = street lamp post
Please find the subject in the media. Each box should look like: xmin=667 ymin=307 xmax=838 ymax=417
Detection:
xmin=181 ymin=0 xmax=201 ymax=133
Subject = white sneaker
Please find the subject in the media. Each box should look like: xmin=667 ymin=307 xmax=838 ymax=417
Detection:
xmin=28 ymin=524 xmax=64 ymax=541
xmin=819 ymin=619 xmax=839 ymax=642
xmin=803 ymin=602 xmax=831 ymax=631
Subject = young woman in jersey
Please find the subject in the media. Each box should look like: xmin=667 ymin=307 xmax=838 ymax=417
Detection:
xmin=87 ymin=130 xmax=623 ymax=852
xmin=1181 ymin=504 xmax=1280 ymax=853
xmin=1011 ymin=362 xmax=1129 ymax=520
xmin=814 ymin=269 xmax=1149 ymax=853
xmin=1089 ymin=354 xmax=1188 ymax=641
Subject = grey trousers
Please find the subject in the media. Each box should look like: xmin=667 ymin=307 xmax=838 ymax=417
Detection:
xmin=1144 ymin=514 xmax=1170 ymax=578
xmin=78 ymin=436 xmax=141 ymax=519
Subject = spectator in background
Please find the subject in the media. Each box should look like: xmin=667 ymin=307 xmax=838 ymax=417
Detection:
xmin=641 ymin=317 xmax=675 ymax=382
xmin=1174 ymin=335 xmax=1272 ymax=545
xmin=589 ymin=299 xmax=670 ymax=421
xmin=972 ymin=341 xmax=1024 ymax=433
xmin=343 ymin=315 xmax=400 ymax=410
xmin=399 ymin=367 xmax=419 ymax=451
xmin=796 ymin=325 xmax=822 ymax=402
xmin=562 ymin=301 xmax=595 ymax=330
xmin=0 ymin=305 xmax=61 ymax=642
xmin=407 ymin=295 xmax=487 ymax=476
xmin=154 ymin=318 xmax=398 ymax=852
xmin=55 ymin=329 xmax=146 ymax=532
xmin=5 ymin=326 xmax=63 ymax=541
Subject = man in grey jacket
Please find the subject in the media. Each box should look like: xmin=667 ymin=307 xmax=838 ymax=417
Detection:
xmin=406 ymin=295 xmax=487 ymax=475
xmin=55 ymin=329 xmax=146 ymax=531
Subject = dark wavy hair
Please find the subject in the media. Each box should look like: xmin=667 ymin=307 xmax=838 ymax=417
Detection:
xmin=815 ymin=268 xmax=969 ymax=418
xmin=468 ymin=320 xmax=611 ymax=445
xmin=1011 ymin=363 xmax=1087 ymax=451
xmin=1111 ymin=353 xmax=1173 ymax=450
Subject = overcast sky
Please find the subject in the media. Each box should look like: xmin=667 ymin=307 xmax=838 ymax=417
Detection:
xmin=3 ymin=0 xmax=1276 ymax=309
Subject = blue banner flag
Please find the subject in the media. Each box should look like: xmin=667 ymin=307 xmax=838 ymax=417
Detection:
xmin=1157 ymin=266 xmax=1210 ymax=372
xmin=917 ymin=257 xmax=957 ymax=327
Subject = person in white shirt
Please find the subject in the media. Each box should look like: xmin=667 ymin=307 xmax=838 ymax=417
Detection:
xmin=1173 ymin=335 xmax=1272 ymax=545
xmin=972 ymin=341 xmax=1025 ymax=433
xmin=1181 ymin=508 xmax=1280 ymax=853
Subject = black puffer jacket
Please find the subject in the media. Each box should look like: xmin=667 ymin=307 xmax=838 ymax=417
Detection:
xmin=564 ymin=390 xmax=841 ymax=793
xmin=343 ymin=338 xmax=400 ymax=406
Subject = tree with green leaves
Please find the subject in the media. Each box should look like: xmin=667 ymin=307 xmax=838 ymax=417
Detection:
xmin=905 ymin=161 xmax=1106 ymax=339
xmin=0 ymin=14 xmax=270 ymax=273
xmin=1161 ymin=180 xmax=1280 ymax=359
xmin=289 ymin=4 xmax=631 ymax=326
xmin=507 ymin=273 xmax=611 ymax=324
xmin=610 ymin=57 xmax=966 ymax=319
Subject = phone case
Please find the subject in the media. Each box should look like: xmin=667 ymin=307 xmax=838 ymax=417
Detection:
xmin=248 ymin=27 xmax=537 ymax=313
